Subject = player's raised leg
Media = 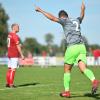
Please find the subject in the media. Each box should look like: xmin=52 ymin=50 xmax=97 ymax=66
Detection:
xmin=78 ymin=61 xmax=99 ymax=95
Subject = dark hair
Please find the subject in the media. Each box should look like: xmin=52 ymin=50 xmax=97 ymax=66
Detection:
xmin=58 ymin=10 xmax=68 ymax=18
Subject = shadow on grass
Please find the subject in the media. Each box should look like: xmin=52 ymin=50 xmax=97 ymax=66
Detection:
xmin=84 ymin=93 xmax=100 ymax=100
xmin=69 ymin=93 xmax=100 ymax=100
xmin=16 ymin=82 xmax=40 ymax=88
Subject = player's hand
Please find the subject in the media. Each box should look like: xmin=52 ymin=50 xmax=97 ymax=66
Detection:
xmin=81 ymin=0 xmax=85 ymax=10
xmin=21 ymin=55 xmax=25 ymax=60
xmin=35 ymin=6 xmax=42 ymax=12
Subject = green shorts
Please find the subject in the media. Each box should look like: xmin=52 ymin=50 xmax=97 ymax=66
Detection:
xmin=64 ymin=44 xmax=87 ymax=65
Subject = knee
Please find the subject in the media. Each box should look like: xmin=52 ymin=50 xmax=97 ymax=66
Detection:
xmin=64 ymin=68 xmax=71 ymax=73
xmin=64 ymin=64 xmax=72 ymax=73
xmin=78 ymin=61 xmax=87 ymax=73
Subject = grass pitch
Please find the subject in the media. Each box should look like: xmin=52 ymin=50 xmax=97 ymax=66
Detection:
xmin=0 ymin=65 xmax=100 ymax=100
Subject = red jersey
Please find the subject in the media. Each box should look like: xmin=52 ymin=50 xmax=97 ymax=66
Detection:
xmin=93 ymin=49 xmax=100 ymax=58
xmin=7 ymin=32 xmax=20 ymax=58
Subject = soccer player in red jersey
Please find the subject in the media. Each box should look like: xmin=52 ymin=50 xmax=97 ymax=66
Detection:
xmin=6 ymin=24 xmax=24 ymax=88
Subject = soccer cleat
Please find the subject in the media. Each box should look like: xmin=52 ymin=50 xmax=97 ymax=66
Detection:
xmin=6 ymin=84 xmax=16 ymax=88
xmin=60 ymin=91 xmax=70 ymax=98
xmin=6 ymin=84 xmax=10 ymax=88
xmin=91 ymin=80 xmax=99 ymax=95
xmin=9 ymin=85 xmax=16 ymax=88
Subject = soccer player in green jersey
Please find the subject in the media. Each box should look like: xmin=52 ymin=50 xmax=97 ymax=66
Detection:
xmin=35 ymin=0 xmax=99 ymax=97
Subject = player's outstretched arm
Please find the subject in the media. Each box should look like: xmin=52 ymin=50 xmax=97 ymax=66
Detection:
xmin=35 ymin=6 xmax=59 ymax=22
xmin=80 ymin=0 xmax=85 ymax=20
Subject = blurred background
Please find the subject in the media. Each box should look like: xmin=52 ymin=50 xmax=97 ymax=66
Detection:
xmin=0 ymin=0 xmax=100 ymax=66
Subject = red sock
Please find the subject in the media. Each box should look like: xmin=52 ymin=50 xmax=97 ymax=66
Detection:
xmin=9 ymin=69 xmax=16 ymax=86
xmin=6 ymin=68 xmax=11 ymax=85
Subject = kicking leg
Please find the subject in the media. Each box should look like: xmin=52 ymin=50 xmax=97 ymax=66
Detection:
xmin=78 ymin=60 xmax=99 ymax=95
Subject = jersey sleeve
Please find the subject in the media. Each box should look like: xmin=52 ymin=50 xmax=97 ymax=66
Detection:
xmin=57 ymin=18 xmax=66 ymax=25
xmin=13 ymin=35 xmax=20 ymax=45
xmin=77 ymin=17 xmax=83 ymax=24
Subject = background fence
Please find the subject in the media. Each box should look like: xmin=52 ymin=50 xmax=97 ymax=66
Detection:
xmin=0 ymin=57 xmax=100 ymax=66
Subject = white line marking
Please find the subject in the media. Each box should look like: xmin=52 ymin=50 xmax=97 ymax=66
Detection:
xmin=0 ymin=83 xmax=99 ymax=95
xmin=0 ymin=84 xmax=60 ymax=91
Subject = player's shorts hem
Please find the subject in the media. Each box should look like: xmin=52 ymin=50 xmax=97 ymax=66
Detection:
xmin=77 ymin=59 xmax=87 ymax=64
xmin=78 ymin=59 xmax=82 ymax=63
xmin=64 ymin=63 xmax=74 ymax=65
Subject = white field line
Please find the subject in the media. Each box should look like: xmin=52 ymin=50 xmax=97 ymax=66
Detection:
xmin=0 ymin=83 xmax=92 ymax=94
xmin=0 ymin=84 xmax=58 ymax=91
xmin=0 ymin=81 xmax=89 ymax=91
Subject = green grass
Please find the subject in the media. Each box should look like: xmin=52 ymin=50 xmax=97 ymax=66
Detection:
xmin=0 ymin=65 xmax=100 ymax=100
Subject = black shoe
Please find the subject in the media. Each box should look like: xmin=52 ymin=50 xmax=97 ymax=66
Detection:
xmin=6 ymin=84 xmax=10 ymax=88
xmin=9 ymin=85 xmax=16 ymax=88
xmin=6 ymin=84 xmax=16 ymax=88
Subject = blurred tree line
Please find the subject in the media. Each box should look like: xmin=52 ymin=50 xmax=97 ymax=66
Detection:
xmin=0 ymin=4 xmax=9 ymax=56
xmin=0 ymin=3 xmax=100 ymax=57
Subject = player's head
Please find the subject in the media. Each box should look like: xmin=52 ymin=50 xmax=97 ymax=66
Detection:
xmin=58 ymin=10 xmax=68 ymax=18
xmin=11 ymin=23 xmax=19 ymax=33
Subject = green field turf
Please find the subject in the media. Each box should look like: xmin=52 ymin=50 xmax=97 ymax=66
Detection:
xmin=0 ymin=65 xmax=100 ymax=100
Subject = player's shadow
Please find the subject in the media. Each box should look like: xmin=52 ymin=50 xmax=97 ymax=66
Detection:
xmin=70 ymin=93 xmax=100 ymax=100
xmin=84 ymin=93 xmax=100 ymax=100
xmin=16 ymin=82 xmax=40 ymax=88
